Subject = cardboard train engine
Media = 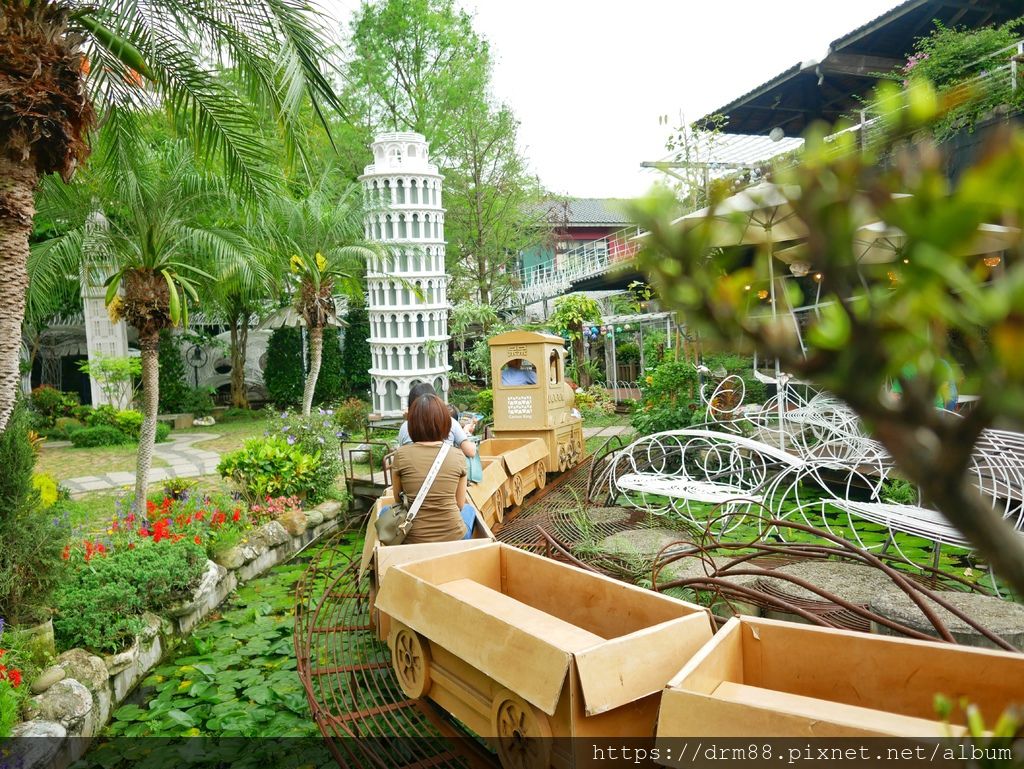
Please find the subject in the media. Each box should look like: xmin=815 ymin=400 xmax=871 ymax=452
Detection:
xmin=359 ymin=332 xmax=1024 ymax=769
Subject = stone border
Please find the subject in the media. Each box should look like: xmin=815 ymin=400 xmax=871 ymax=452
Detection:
xmin=10 ymin=499 xmax=346 ymax=768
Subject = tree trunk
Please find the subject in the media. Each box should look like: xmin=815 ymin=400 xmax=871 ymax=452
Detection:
xmin=0 ymin=155 xmax=39 ymax=433
xmin=134 ymin=333 xmax=160 ymax=514
xmin=229 ymin=313 xmax=249 ymax=409
xmin=573 ymin=323 xmax=589 ymax=388
xmin=302 ymin=325 xmax=323 ymax=416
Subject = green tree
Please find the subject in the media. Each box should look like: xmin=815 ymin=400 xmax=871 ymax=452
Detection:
xmin=339 ymin=301 xmax=372 ymax=397
xmin=0 ymin=0 xmax=342 ymax=435
xmin=256 ymin=176 xmax=375 ymax=416
xmin=549 ymin=294 xmax=601 ymax=386
xmin=313 ymin=326 xmax=344 ymax=405
xmin=30 ymin=142 xmax=240 ymax=511
xmin=157 ymin=331 xmax=191 ymax=414
xmin=631 ymin=81 xmax=1024 ymax=597
xmin=445 ymin=101 xmax=546 ymax=305
xmin=346 ymin=0 xmax=489 ymax=158
xmin=263 ymin=327 xmax=304 ymax=408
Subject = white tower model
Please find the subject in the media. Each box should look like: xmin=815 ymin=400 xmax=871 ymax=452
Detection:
xmin=360 ymin=132 xmax=450 ymax=417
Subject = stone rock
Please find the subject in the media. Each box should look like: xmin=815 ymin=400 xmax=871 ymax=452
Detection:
xmin=304 ymin=510 xmax=325 ymax=529
xmin=166 ymin=560 xmax=227 ymax=617
xmin=104 ymin=642 xmax=138 ymax=676
xmin=656 ymin=555 xmax=760 ymax=589
xmin=56 ymin=649 xmax=111 ymax=729
xmin=754 ymin=562 xmax=904 ymax=606
xmin=9 ymin=720 xmax=68 ymax=769
xmin=25 ymin=679 xmax=94 ymax=737
xmin=870 ymin=590 xmax=1024 ymax=650
xmin=598 ymin=528 xmax=690 ymax=559
xmin=214 ymin=544 xmax=247 ymax=570
xmin=110 ymin=616 xmax=167 ymax=703
xmin=316 ymin=500 xmax=343 ymax=520
xmin=56 ymin=649 xmax=108 ymax=693
xmin=20 ymin=618 xmax=56 ymax=662
xmin=193 ymin=416 xmax=216 ymax=426
xmin=30 ymin=665 xmax=66 ymax=694
xmin=258 ymin=520 xmax=292 ymax=547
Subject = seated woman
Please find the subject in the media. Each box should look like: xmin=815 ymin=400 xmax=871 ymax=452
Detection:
xmin=389 ymin=393 xmax=476 ymax=544
xmin=397 ymin=382 xmax=476 ymax=458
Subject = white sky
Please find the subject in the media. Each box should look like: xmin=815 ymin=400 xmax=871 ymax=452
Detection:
xmin=321 ymin=0 xmax=905 ymax=197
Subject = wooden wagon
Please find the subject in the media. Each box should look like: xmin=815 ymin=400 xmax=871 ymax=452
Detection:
xmin=375 ymin=542 xmax=713 ymax=768
xmin=477 ymin=437 xmax=549 ymax=518
xmin=488 ymin=331 xmax=585 ymax=473
xmin=657 ymin=616 xmax=1024 ymax=739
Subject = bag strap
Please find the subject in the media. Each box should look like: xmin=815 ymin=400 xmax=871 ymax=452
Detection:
xmin=405 ymin=442 xmax=451 ymax=524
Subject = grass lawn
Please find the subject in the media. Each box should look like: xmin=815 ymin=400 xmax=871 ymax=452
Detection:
xmin=174 ymin=417 xmax=271 ymax=453
xmin=36 ymin=443 xmax=168 ymax=480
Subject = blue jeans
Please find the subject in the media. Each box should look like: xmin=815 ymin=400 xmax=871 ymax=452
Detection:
xmin=461 ymin=504 xmax=477 ymax=539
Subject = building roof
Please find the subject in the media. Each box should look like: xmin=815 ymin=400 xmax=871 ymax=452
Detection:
xmin=536 ymin=198 xmax=636 ymax=227
xmin=698 ymin=0 xmax=1024 ymax=136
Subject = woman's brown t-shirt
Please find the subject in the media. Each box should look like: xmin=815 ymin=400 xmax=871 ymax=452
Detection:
xmin=390 ymin=443 xmax=467 ymax=544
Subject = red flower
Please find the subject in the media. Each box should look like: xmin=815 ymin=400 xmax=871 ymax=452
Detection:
xmin=97 ymin=543 xmax=106 ymax=554
xmin=62 ymin=545 xmax=70 ymax=560
xmin=194 ymin=535 xmax=202 ymax=545
xmin=146 ymin=500 xmax=157 ymax=514
xmin=126 ymin=513 xmax=135 ymax=524
xmin=128 ymin=542 xmax=136 ymax=550
xmin=8 ymin=669 xmax=21 ymax=687
xmin=232 ymin=509 xmax=241 ymax=522
xmin=139 ymin=528 xmax=150 ymax=537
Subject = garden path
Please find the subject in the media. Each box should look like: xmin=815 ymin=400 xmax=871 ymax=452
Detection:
xmin=582 ymin=424 xmax=633 ymax=439
xmin=62 ymin=434 xmax=222 ymax=495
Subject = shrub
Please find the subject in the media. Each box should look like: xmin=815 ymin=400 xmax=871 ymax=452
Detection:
xmin=55 ymin=416 xmax=84 ymax=435
xmin=0 ymin=622 xmax=24 ymax=739
xmin=0 ymin=404 xmax=36 ymax=520
xmin=29 ymin=386 xmax=79 ymax=428
xmin=313 ymin=327 xmax=344 ymax=406
xmin=113 ymin=409 xmax=144 ymax=436
xmin=157 ymin=330 xmax=191 ymax=414
xmin=53 ymin=539 xmax=207 ymax=652
xmin=339 ymin=303 xmax=372 ymax=396
xmin=575 ymin=385 xmax=615 ymax=418
xmin=333 ymin=397 xmax=370 ymax=435
xmin=221 ymin=407 xmax=262 ymax=421
xmin=631 ymin=360 xmax=701 ymax=435
xmin=217 ymin=436 xmax=321 ymax=502
xmin=70 ymin=425 xmax=133 ymax=448
xmin=616 ymin=342 xmax=640 ymax=365
xmin=178 ymin=388 xmax=214 ymax=417
xmin=267 ymin=410 xmax=342 ymax=503
xmin=155 ymin=421 xmax=172 ymax=443
xmin=475 ymin=389 xmax=493 ymax=420
xmin=263 ymin=327 xmax=304 ymax=408
xmin=85 ymin=404 xmax=121 ymax=429
xmin=31 ymin=474 xmax=59 ymax=509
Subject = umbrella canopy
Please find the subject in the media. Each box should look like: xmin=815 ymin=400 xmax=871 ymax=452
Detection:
xmin=775 ymin=222 xmax=1021 ymax=266
xmin=673 ymin=181 xmax=807 ymax=246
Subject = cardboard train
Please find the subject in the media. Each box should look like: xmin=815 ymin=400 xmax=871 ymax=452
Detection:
xmin=359 ymin=332 xmax=1024 ymax=769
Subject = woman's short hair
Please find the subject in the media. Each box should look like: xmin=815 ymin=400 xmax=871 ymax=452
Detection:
xmin=408 ymin=394 xmax=451 ymax=443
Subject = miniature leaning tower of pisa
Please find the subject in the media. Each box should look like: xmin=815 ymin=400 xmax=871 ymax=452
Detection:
xmin=360 ymin=132 xmax=450 ymax=417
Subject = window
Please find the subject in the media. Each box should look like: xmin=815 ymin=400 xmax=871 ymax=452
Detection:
xmin=500 ymin=359 xmax=538 ymax=387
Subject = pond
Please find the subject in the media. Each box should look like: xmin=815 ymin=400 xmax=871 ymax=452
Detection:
xmin=78 ymin=533 xmax=363 ymax=768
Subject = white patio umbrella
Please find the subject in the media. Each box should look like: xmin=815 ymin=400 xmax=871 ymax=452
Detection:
xmin=674 ymin=182 xmax=812 ymax=447
xmin=775 ymin=221 xmax=1020 ymax=266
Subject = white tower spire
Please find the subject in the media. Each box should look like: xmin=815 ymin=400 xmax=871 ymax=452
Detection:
xmin=360 ymin=132 xmax=450 ymax=417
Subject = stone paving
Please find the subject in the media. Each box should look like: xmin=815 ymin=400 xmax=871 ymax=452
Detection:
xmin=582 ymin=424 xmax=634 ymax=440
xmin=62 ymin=434 xmax=222 ymax=495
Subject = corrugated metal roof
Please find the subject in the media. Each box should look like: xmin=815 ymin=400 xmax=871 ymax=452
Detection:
xmin=536 ymin=198 xmax=636 ymax=226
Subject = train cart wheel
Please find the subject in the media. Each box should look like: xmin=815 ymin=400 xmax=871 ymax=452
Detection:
xmin=510 ymin=472 xmax=525 ymax=507
xmin=493 ymin=487 xmax=506 ymax=524
xmin=491 ymin=689 xmax=552 ymax=769
xmin=535 ymin=460 xmax=547 ymax=490
xmin=389 ymin=622 xmax=432 ymax=699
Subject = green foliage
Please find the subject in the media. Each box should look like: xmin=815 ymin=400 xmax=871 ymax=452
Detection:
xmin=70 ymin=425 xmax=134 ymax=447
xmin=548 ymin=294 xmax=602 ymax=340
xmin=574 ymin=385 xmax=615 ymax=419
xmin=702 ymin=352 xmax=767 ymax=404
xmin=263 ymin=327 xmax=304 ymax=409
xmin=333 ymin=397 xmax=370 ymax=435
xmin=615 ymin=342 xmax=640 ymax=365
xmin=267 ymin=411 xmax=342 ymax=504
xmin=882 ymin=478 xmax=919 ymax=506
xmin=631 ymin=361 xmax=701 ymax=435
xmin=221 ymin=407 xmax=263 ymax=422
xmin=29 ymin=386 xmax=79 ymax=428
xmin=32 ymin=473 xmax=59 ymax=509
xmin=53 ymin=540 xmax=207 ymax=652
xmin=217 ymin=436 xmax=321 ymax=503
xmin=178 ymin=388 xmax=214 ymax=417
xmin=78 ymin=355 xmax=141 ymax=406
xmin=102 ymin=547 xmax=355 ymax=739
xmin=0 ymin=404 xmax=37 ymax=523
xmin=157 ymin=331 xmax=191 ymax=414
xmin=0 ymin=679 xmax=19 ymax=740
xmin=474 ymin=389 xmax=493 ymax=420
xmin=339 ymin=303 xmax=372 ymax=396
xmin=313 ymin=327 xmax=344 ymax=405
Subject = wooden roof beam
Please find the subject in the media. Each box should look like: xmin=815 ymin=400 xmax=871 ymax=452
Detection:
xmin=819 ymin=53 xmax=903 ymax=78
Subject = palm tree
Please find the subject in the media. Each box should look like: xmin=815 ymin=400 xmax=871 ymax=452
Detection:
xmin=259 ymin=177 xmax=375 ymax=415
xmin=0 ymin=0 xmax=343 ymax=434
xmin=32 ymin=141 xmax=246 ymax=510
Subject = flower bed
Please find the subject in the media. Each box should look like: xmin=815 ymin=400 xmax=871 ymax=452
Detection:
xmin=6 ymin=497 xmax=347 ymax=768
